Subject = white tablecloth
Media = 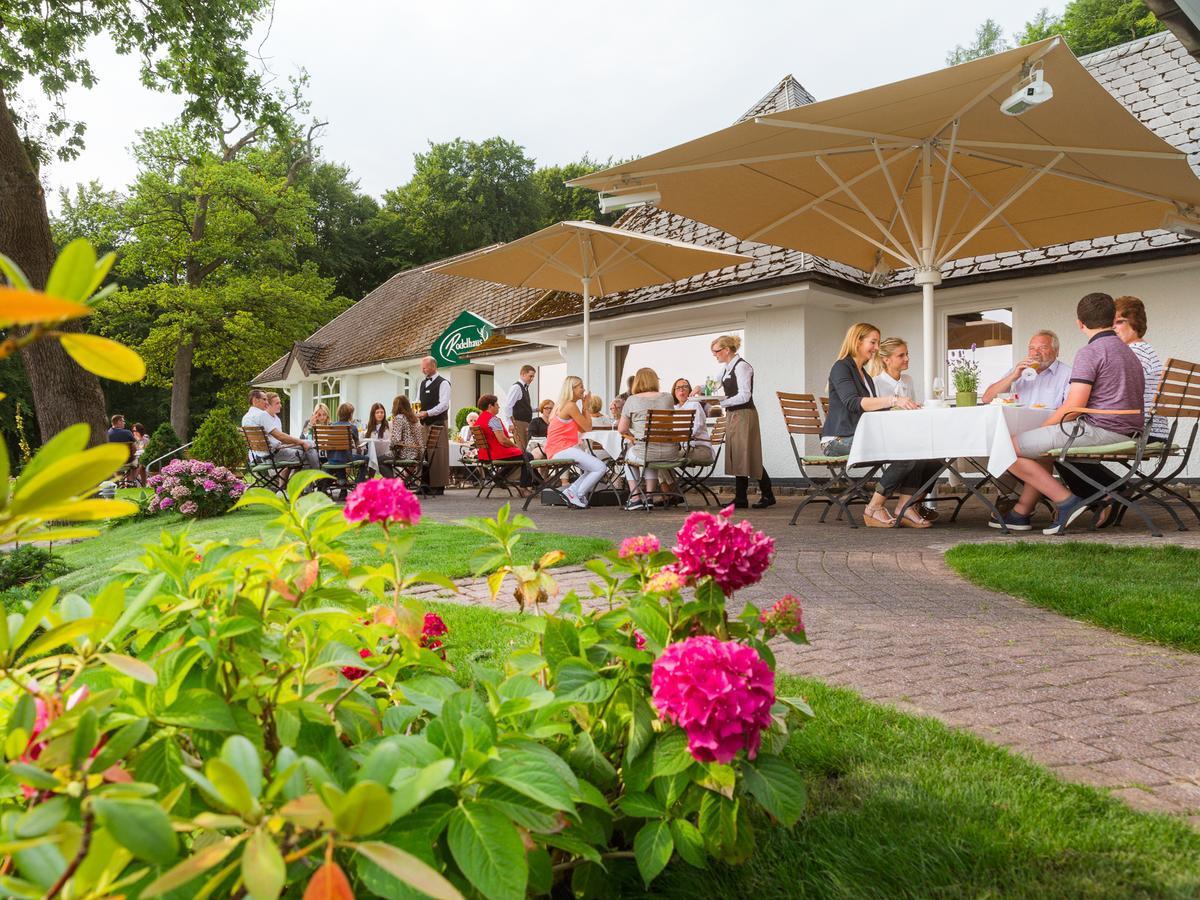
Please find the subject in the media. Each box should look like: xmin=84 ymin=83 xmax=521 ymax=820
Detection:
xmin=846 ymin=405 xmax=1050 ymax=477
xmin=583 ymin=430 xmax=626 ymax=459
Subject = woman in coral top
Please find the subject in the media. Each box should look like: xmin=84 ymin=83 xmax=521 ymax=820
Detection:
xmin=546 ymin=376 xmax=607 ymax=509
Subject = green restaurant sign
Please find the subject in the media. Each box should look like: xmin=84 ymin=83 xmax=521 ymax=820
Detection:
xmin=430 ymin=310 xmax=494 ymax=367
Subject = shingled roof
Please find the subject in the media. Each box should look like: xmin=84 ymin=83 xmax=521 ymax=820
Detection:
xmin=736 ymin=75 xmax=816 ymax=122
xmin=504 ymin=33 xmax=1200 ymax=332
xmin=253 ymin=248 xmax=547 ymax=382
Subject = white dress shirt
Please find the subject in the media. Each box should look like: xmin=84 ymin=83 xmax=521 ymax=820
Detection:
xmin=719 ymin=355 xmax=754 ymax=409
xmin=1020 ymin=358 xmax=1072 ymax=409
xmin=500 ymin=381 xmax=527 ymax=425
xmin=872 ymin=371 xmax=916 ymax=398
xmin=423 ymin=377 xmax=451 ymax=418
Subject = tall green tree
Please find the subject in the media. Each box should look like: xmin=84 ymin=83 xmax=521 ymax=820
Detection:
xmin=1018 ymin=0 xmax=1164 ymax=54
xmin=96 ymin=108 xmax=345 ymax=439
xmin=0 ymin=0 xmax=276 ymax=443
xmin=947 ymin=19 xmax=1010 ymax=65
xmin=532 ymin=158 xmax=620 ymax=226
xmin=381 ymin=137 xmax=544 ymax=266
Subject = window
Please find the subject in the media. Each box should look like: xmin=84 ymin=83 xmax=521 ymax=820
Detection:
xmin=314 ymin=377 xmax=341 ymax=419
xmin=475 ymin=370 xmax=494 ymax=402
xmin=946 ymin=308 xmax=1012 ymax=392
xmin=614 ymin=330 xmax=744 ymax=397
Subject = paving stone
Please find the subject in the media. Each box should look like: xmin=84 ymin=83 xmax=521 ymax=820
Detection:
xmin=422 ymin=492 xmax=1200 ymax=819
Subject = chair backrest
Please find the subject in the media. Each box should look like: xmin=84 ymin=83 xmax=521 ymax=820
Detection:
xmin=709 ymin=417 xmax=727 ymax=446
xmin=313 ymin=424 xmax=355 ymax=452
xmin=424 ymin=425 xmax=444 ymax=451
xmin=819 ymin=396 xmax=830 ymax=420
xmin=469 ymin=425 xmax=492 ymax=458
xmin=777 ymin=392 xmax=823 ymax=436
xmin=241 ymin=426 xmax=271 ymax=455
xmin=1153 ymin=358 xmax=1200 ymax=420
xmin=643 ymin=409 xmax=695 ymax=447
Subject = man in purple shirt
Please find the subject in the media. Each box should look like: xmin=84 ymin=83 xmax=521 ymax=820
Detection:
xmin=991 ymin=292 xmax=1145 ymax=536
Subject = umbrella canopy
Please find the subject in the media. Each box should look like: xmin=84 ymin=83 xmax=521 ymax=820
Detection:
xmin=568 ymin=37 xmax=1200 ymax=391
xmin=432 ymin=220 xmax=750 ymax=379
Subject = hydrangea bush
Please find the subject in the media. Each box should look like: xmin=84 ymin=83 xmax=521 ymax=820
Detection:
xmin=146 ymin=458 xmax=246 ymax=517
xmin=0 ymin=472 xmax=812 ymax=898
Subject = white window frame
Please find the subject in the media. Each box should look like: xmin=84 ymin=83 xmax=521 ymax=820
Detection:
xmin=314 ymin=377 xmax=341 ymax=419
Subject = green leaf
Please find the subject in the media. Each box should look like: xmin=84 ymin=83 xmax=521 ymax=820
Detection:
xmin=15 ymin=797 xmax=69 ymax=838
xmin=541 ymin=616 xmax=580 ymax=670
xmin=0 ymin=252 xmax=31 ymax=290
xmin=286 ymin=469 xmax=332 ymax=502
xmin=45 ymin=238 xmax=97 ymax=301
xmin=333 ymin=780 xmax=392 ymax=837
xmin=353 ymin=841 xmax=463 ymax=900
xmin=91 ymin=797 xmax=177 ymax=864
xmin=90 ymin=717 xmax=149 ymax=772
xmin=9 ymin=442 xmax=130 ymax=515
xmin=617 ymin=791 xmax=665 ymax=818
xmin=652 ymin=730 xmax=695 ymax=778
xmin=158 ymin=689 xmax=237 ymax=731
xmin=141 ymin=835 xmax=245 ymax=897
xmin=59 ymin=333 xmax=146 ymax=382
xmin=221 ymin=735 xmax=263 ymax=800
xmin=742 ymin=755 xmax=807 ymax=827
xmin=98 ymin=652 xmax=157 ymax=684
xmin=554 ymin=659 xmax=615 ymax=704
xmin=70 ymin=708 xmax=99 ymax=769
xmin=634 ymin=819 xmax=674 ymax=887
xmin=9 ymin=586 xmax=59 ymax=655
xmin=629 ymin=602 xmax=670 ymax=651
xmin=669 ymin=819 xmax=707 ymax=868
xmin=206 ymin=757 xmax=258 ymax=816
xmin=391 ymin=758 xmax=455 ymax=819
xmin=21 ymin=617 xmax=101 ymax=659
xmin=447 ymin=802 xmax=527 ymax=900
xmin=241 ymin=828 xmax=286 ymax=900
xmin=9 ymin=763 xmax=61 ymax=790
xmin=480 ymin=750 xmax=575 ymax=813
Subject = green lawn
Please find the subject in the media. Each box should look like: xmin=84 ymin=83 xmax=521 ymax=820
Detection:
xmin=433 ymin=602 xmax=1200 ymax=899
xmin=50 ymin=505 xmax=611 ymax=594
xmin=945 ymin=543 xmax=1200 ymax=654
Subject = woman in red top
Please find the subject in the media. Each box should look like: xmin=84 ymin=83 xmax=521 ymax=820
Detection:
xmin=475 ymin=394 xmax=534 ymax=490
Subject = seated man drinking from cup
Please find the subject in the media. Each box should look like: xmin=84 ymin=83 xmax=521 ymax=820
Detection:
xmin=991 ymin=293 xmax=1144 ymax=536
xmin=982 ymin=329 xmax=1071 ymax=408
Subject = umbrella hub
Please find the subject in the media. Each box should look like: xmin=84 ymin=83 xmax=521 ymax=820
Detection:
xmin=913 ymin=267 xmax=942 ymax=286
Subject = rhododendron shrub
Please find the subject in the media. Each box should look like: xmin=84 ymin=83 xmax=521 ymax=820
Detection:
xmin=146 ymin=457 xmax=245 ymax=517
xmin=0 ymin=475 xmax=811 ymax=898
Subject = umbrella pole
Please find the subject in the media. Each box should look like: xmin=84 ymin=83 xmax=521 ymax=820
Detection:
xmin=581 ymin=276 xmax=591 ymax=388
xmin=922 ymin=281 xmax=936 ymax=398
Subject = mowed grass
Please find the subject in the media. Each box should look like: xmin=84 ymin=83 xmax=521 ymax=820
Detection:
xmin=51 ymin=504 xmax=611 ymax=593
xmin=438 ymin=603 xmax=1200 ymax=899
xmin=945 ymin=543 xmax=1200 ymax=654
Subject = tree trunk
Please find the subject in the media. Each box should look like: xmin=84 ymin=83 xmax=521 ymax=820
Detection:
xmin=170 ymin=333 xmax=195 ymax=441
xmin=0 ymin=85 xmax=108 ymax=444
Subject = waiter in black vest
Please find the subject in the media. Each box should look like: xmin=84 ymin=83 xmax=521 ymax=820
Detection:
xmin=501 ymin=365 xmax=536 ymax=450
xmin=709 ymin=334 xmax=775 ymax=509
xmin=417 ymin=356 xmax=451 ymax=494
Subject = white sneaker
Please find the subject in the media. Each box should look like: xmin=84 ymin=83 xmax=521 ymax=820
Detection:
xmin=562 ymin=489 xmax=588 ymax=509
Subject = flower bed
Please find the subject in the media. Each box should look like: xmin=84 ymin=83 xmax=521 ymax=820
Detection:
xmin=146 ymin=457 xmax=245 ymax=517
xmin=0 ymin=473 xmax=811 ymax=898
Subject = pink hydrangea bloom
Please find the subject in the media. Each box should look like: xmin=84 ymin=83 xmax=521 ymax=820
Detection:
xmin=342 ymin=647 xmax=371 ymax=680
xmin=651 ymin=636 xmax=775 ymax=764
xmin=760 ymin=595 xmax=806 ymax=639
xmin=179 ymin=500 xmax=199 ymax=516
xmin=343 ymin=479 xmax=421 ymax=526
xmin=618 ymin=534 xmax=660 ymax=558
xmin=159 ymin=497 xmax=174 ymax=509
xmin=646 ymin=569 xmax=686 ymax=594
xmin=634 ymin=631 xmax=646 ymax=651
xmin=201 ymin=479 xmax=218 ymax=491
xmin=671 ymin=505 xmax=774 ymax=596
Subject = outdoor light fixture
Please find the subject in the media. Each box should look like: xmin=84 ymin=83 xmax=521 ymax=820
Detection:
xmin=1162 ymin=211 xmax=1200 ymax=241
xmin=1001 ymin=67 xmax=1053 ymax=116
xmin=598 ymin=188 xmax=662 ymax=214
xmin=866 ymin=254 xmax=892 ymax=288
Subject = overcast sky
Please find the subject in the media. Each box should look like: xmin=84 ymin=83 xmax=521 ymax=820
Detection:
xmin=34 ymin=0 xmax=1056 ymax=210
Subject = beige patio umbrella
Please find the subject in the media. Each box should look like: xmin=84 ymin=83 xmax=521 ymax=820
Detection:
xmin=568 ymin=37 xmax=1200 ymax=393
xmin=432 ymin=220 xmax=751 ymax=378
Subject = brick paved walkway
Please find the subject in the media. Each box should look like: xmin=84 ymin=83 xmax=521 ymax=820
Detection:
xmin=415 ymin=491 xmax=1200 ymax=823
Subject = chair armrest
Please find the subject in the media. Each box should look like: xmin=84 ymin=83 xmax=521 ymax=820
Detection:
xmin=1059 ymin=407 xmax=1141 ymax=420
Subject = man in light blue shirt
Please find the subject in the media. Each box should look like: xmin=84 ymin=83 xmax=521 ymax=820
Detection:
xmin=982 ymin=330 xmax=1072 ymax=408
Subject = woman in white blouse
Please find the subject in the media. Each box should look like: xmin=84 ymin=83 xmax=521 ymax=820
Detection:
xmin=706 ymin=335 xmax=774 ymax=509
xmin=868 ymin=337 xmax=916 ymax=399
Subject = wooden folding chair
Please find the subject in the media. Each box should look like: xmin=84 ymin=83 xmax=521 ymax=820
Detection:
xmin=469 ymin=426 xmax=525 ymax=499
xmin=416 ymin=425 xmax=446 ymax=497
xmin=676 ymin=417 xmax=726 ymax=505
xmin=241 ymin=426 xmax=300 ymax=492
xmin=627 ymin=409 xmax=693 ymax=511
xmin=312 ymin=425 xmax=366 ymax=499
xmin=778 ymin=391 xmax=881 ymax=527
xmin=1048 ymin=357 xmax=1200 ymax=535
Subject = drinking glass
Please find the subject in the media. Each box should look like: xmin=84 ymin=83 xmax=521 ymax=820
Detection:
xmin=894 ymin=381 xmax=911 ymax=404
xmin=931 ymin=377 xmax=944 ymax=400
